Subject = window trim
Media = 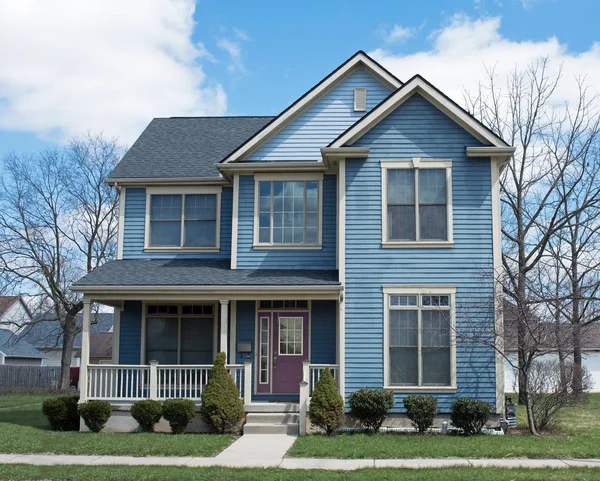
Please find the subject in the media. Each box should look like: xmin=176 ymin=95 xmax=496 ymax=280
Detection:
xmin=252 ymin=173 xmax=323 ymax=249
xmin=381 ymin=159 xmax=453 ymax=248
xmin=382 ymin=285 xmax=457 ymax=392
xmin=144 ymin=186 xmax=222 ymax=252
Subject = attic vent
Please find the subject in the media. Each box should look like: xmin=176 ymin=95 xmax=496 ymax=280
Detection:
xmin=354 ymin=88 xmax=367 ymax=112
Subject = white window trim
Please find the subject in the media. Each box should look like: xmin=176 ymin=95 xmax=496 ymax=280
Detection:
xmin=144 ymin=186 xmax=222 ymax=252
xmin=253 ymin=173 xmax=324 ymax=249
xmin=381 ymin=158 xmax=454 ymax=248
xmin=382 ymin=285 xmax=457 ymax=392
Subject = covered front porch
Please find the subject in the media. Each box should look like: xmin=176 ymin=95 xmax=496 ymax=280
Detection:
xmin=72 ymin=259 xmax=343 ymax=408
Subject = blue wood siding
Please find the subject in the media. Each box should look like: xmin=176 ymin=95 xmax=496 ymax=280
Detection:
xmin=236 ymin=175 xmax=337 ymax=269
xmin=248 ymin=68 xmax=392 ymax=161
xmin=310 ymin=300 xmax=337 ymax=364
xmin=122 ymin=187 xmax=232 ymax=259
xmin=345 ymin=93 xmax=496 ymax=412
xmin=119 ymin=301 xmax=142 ymax=364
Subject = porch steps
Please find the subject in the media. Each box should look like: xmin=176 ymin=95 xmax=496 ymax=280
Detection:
xmin=245 ymin=402 xmax=299 ymax=413
xmin=243 ymin=405 xmax=300 ymax=435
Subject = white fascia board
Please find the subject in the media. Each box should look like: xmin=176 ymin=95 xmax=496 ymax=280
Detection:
xmin=330 ymin=77 xmax=509 ymax=149
xmin=466 ymin=146 xmax=516 ymax=157
xmin=106 ymin=177 xmax=230 ymax=187
xmin=218 ymin=161 xmax=328 ymax=173
xmin=221 ymin=53 xmax=402 ymax=164
xmin=320 ymin=147 xmax=370 ymax=162
xmin=71 ymin=284 xmax=342 ymax=295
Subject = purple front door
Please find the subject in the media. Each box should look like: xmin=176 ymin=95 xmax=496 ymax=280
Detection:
xmin=256 ymin=311 xmax=309 ymax=394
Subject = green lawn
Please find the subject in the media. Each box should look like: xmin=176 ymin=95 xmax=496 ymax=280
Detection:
xmin=0 ymin=465 xmax=599 ymax=481
xmin=0 ymin=395 xmax=235 ymax=456
xmin=289 ymin=394 xmax=600 ymax=459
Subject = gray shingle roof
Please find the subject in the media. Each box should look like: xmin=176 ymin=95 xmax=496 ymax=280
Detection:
xmin=18 ymin=313 xmax=113 ymax=349
xmin=0 ymin=329 xmax=45 ymax=358
xmin=107 ymin=116 xmax=274 ymax=180
xmin=73 ymin=259 xmax=340 ymax=287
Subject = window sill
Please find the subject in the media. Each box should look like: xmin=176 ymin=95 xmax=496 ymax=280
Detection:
xmin=252 ymin=244 xmax=323 ymax=250
xmin=382 ymin=241 xmax=454 ymax=248
xmin=383 ymin=386 xmax=457 ymax=393
xmin=144 ymin=247 xmax=220 ymax=253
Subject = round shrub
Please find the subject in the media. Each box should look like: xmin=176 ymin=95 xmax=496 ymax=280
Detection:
xmin=308 ymin=368 xmax=345 ymax=436
xmin=450 ymin=397 xmax=491 ymax=435
xmin=200 ymin=352 xmax=244 ymax=434
xmin=131 ymin=399 xmax=163 ymax=433
xmin=42 ymin=395 xmax=80 ymax=431
xmin=163 ymin=399 xmax=196 ymax=434
xmin=403 ymin=395 xmax=438 ymax=433
xmin=349 ymin=388 xmax=394 ymax=432
xmin=78 ymin=400 xmax=112 ymax=433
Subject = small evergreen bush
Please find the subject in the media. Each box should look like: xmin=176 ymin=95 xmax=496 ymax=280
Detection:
xmin=163 ymin=399 xmax=196 ymax=434
xmin=200 ymin=352 xmax=244 ymax=433
xmin=131 ymin=399 xmax=163 ymax=433
xmin=403 ymin=395 xmax=438 ymax=433
xmin=78 ymin=400 xmax=112 ymax=433
xmin=450 ymin=397 xmax=491 ymax=435
xmin=42 ymin=395 xmax=80 ymax=431
xmin=349 ymin=388 xmax=394 ymax=432
xmin=307 ymin=368 xmax=344 ymax=436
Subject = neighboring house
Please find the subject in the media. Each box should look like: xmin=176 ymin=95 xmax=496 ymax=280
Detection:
xmin=72 ymin=51 xmax=514 ymax=433
xmin=75 ymin=332 xmax=113 ymax=364
xmin=0 ymin=328 xmax=45 ymax=365
xmin=0 ymin=296 xmax=33 ymax=333
xmin=18 ymin=313 xmax=114 ymax=367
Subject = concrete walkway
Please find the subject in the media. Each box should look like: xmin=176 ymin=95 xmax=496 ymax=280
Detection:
xmin=1 ymin=434 xmax=600 ymax=470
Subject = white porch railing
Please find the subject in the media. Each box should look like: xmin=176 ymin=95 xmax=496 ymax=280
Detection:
xmin=299 ymin=362 xmax=340 ymax=436
xmin=86 ymin=361 xmax=250 ymax=403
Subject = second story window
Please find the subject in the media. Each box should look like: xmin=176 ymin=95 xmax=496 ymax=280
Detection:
xmin=145 ymin=188 xmax=221 ymax=250
xmin=382 ymin=159 xmax=453 ymax=247
xmin=254 ymin=174 xmax=322 ymax=248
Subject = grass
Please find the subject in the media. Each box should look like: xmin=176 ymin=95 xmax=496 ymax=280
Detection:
xmin=0 ymin=465 xmax=599 ymax=481
xmin=289 ymin=394 xmax=600 ymax=459
xmin=0 ymin=395 xmax=235 ymax=456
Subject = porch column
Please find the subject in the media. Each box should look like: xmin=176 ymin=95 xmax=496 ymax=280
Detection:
xmin=79 ymin=298 xmax=91 ymax=402
xmin=219 ymin=300 xmax=230 ymax=362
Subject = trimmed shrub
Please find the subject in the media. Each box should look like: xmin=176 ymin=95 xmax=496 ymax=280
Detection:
xmin=450 ymin=397 xmax=491 ymax=435
xmin=349 ymin=388 xmax=394 ymax=433
xmin=403 ymin=395 xmax=438 ymax=433
xmin=163 ymin=399 xmax=196 ymax=434
xmin=308 ymin=368 xmax=344 ymax=436
xmin=42 ymin=395 xmax=80 ymax=431
xmin=78 ymin=400 xmax=112 ymax=433
xmin=200 ymin=352 xmax=244 ymax=434
xmin=131 ymin=399 xmax=163 ymax=433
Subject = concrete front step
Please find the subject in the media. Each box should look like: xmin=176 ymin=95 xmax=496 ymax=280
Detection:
xmin=246 ymin=412 xmax=299 ymax=424
xmin=243 ymin=422 xmax=299 ymax=435
xmin=245 ymin=403 xmax=299 ymax=413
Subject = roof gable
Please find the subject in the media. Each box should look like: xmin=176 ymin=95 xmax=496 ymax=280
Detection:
xmin=220 ymin=51 xmax=403 ymax=164
xmin=329 ymin=74 xmax=509 ymax=149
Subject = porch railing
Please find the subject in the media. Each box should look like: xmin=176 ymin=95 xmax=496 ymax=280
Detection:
xmin=299 ymin=362 xmax=340 ymax=436
xmin=308 ymin=364 xmax=339 ymax=396
xmin=85 ymin=361 xmax=250 ymax=403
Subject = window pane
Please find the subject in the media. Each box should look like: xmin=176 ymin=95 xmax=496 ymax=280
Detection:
xmin=422 ymin=348 xmax=451 ymax=385
xmin=146 ymin=317 xmax=178 ymax=364
xmin=390 ymin=310 xmax=418 ymax=347
xmin=389 ymin=347 xmax=418 ymax=385
xmin=388 ymin=169 xmax=415 ymax=204
xmin=422 ymin=310 xmax=450 ymax=347
xmin=185 ymin=194 xmax=216 ymax=221
xmin=180 ymin=318 xmax=213 ymax=364
xmin=388 ymin=205 xmax=416 ymax=241
xmin=390 ymin=295 xmax=417 ymax=307
xmin=150 ymin=221 xmax=181 ymax=246
xmin=419 ymin=205 xmax=447 ymax=240
xmin=419 ymin=169 xmax=446 ymax=204
xmin=151 ymin=195 xmax=181 ymax=220
xmin=184 ymin=220 xmax=216 ymax=247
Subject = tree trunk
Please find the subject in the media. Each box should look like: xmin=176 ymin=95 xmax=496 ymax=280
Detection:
xmin=59 ymin=314 xmax=76 ymax=390
xmin=573 ymin=322 xmax=583 ymax=395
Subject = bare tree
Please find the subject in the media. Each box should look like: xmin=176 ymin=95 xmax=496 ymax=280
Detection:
xmin=466 ymin=59 xmax=600 ymax=408
xmin=0 ymin=133 xmax=122 ymax=389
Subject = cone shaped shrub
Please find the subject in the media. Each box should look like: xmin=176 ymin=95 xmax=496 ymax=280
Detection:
xmin=163 ymin=399 xmax=196 ymax=434
xmin=131 ymin=399 xmax=163 ymax=433
xmin=42 ymin=395 xmax=80 ymax=431
xmin=78 ymin=400 xmax=111 ymax=433
xmin=200 ymin=352 xmax=244 ymax=433
xmin=308 ymin=368 xmax=344 ymax=435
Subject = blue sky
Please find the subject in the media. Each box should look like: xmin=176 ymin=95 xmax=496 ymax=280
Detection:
xmin=0 ymin=0 xmax=598 ymax=157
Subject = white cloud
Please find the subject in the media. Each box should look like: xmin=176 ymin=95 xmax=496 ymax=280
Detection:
xmin=379 ymin=24 xmax=416 ymax=43
xmin=233 ymin=28 xmax=251 ymax=42
xmin=370 ymin=15 xmax=600 ymax=109
xmin=0 ymin=0 xmax=227 ymax=145
xmin=217 ymin=28 xmax=250 ymax=74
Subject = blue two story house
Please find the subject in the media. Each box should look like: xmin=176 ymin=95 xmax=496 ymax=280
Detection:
xmin=73 ymin=51 xmax=514 ymax=433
